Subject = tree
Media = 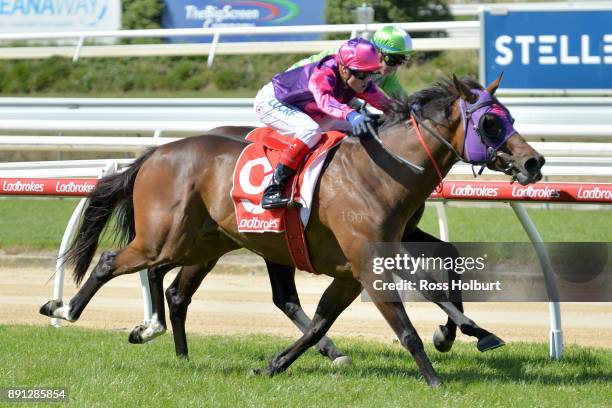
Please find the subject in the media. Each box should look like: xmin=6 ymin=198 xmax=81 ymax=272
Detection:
xmin=325 ymin=0 xmax=453 ymax=28
xmin=122 ymin=0 xmax=165 ymax=43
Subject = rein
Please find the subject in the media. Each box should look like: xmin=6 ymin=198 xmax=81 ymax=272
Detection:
xmin=361 ymin=90 xmax=513 ymax=186
xmin=365 ymin=120 xmax=425 ymax=174
xmin=409 ymin=115 xmax=445 ymax=192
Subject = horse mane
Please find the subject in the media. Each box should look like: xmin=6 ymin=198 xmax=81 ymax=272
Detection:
xmin=381 ymin=76 xmax=484 ymax=130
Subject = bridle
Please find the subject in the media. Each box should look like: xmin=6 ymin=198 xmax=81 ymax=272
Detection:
xmin=409 ymin=90 xmax=518 ymax=187
xmin=361 ymin=89 xmax=517 ymax=189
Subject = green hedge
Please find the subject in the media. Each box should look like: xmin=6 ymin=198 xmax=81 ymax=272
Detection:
xmin=0 ymin=51 xmax=478 ymax=97
xmin=0 ymin=0 xmax=476 ymax=97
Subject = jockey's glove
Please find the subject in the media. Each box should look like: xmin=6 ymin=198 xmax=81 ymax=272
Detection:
xmin=347 ymin=111 xmax=372 ymax=137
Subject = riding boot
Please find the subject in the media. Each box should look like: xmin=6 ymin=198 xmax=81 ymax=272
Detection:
xmin=261 ymin=164 xmax=295 ymax=209
xmin=261 ymin=138 xmax=311 ymax=210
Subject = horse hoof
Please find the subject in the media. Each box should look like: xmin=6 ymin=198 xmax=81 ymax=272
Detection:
xmin=250 ymin=368 xmax=273 ymax=377
xmin=433 ymin=325 xmax=455 ymax=353
xmin=39 ymin=300 xmax=62 ymax=317
xmin=128 ymin=326 xmax=145 ymax=344
xmin=477 ymin=333 xmax=505 ymax=352
xmin=428 ymin=377 xmax=443 ymax=388
xmin=332 ymin=355 xmax=353 ymax=367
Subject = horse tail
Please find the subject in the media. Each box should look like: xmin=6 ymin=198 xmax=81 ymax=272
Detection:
xmin=64 ymin=148 xmax=157 ymax=285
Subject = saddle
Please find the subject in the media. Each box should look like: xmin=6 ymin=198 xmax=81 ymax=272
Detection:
xmin=231 ymin=127 xmax=346 ymax=273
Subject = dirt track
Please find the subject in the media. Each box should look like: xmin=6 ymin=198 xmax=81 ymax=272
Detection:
xmin=1 ymin=252 xmax=611 ymax=348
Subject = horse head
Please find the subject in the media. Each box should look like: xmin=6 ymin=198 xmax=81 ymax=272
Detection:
xmin=399 ymin=74 xmax=545 ymax=186
xmin=450 ymin=74 xmax=545 ymax=184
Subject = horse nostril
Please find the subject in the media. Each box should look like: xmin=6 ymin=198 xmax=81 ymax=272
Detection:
xmin=524 ymin=157 xmax=542 ymax=174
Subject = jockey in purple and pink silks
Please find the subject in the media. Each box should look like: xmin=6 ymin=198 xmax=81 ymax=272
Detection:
xmin=254 ymin=37 xmax=394 ymax=210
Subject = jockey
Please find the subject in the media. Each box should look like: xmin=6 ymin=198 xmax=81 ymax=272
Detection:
xmin=254 ymin=38 xmax=393 ymax=210
xmin=288 ymin=25 xmax=413 ymax=99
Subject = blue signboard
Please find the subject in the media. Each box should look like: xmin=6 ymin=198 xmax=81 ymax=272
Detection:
xmin=481 ymin=8 xmax=612 ymax=92
xmin=162 ymin=0 xmax=325 ymax=42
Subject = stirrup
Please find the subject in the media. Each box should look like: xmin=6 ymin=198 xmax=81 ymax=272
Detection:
xmin=262 ymin=196 xmax=291 ymax=210
xmin=261 ymin=185 xmax=291 ymax=209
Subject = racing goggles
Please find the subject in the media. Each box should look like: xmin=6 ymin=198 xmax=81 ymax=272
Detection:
xmin=349 ymin=69 xmax=374 ymax=80
xmin=382 ymin=53 xmax=408 ymax=67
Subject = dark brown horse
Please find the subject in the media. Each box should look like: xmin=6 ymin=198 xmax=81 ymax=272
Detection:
xmin=41 ymin=76 xmax=544 ymax=386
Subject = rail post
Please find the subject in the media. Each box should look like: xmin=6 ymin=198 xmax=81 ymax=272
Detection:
xmin=510 ymin=202 xmax=563 ymax=360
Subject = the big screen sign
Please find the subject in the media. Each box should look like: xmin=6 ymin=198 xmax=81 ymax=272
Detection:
xmin=162 ymin=0 xmax=325 ymax=42
xmin=481 ymin=6 xmax=612 ymax=92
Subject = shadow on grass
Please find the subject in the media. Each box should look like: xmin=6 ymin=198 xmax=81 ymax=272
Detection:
xmin=156 ymin=339 xmax=610 ymax=386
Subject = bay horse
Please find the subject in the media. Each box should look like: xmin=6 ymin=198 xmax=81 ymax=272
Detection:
xmin=41 ymin=75 xmax=544 ymax=386
xmin=124 ymin=124 xmax=449 ymax=365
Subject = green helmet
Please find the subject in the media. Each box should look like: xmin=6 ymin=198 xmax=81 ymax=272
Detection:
xmin=372 ymin=26 xmax=413 ymax=55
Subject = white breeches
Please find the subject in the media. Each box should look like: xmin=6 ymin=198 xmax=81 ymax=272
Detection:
xmin=254 ymin=82 xmax=350 ymax=148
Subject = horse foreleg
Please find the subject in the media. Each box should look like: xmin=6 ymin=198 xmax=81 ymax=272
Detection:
xmin=166 ymin=260 xmax=218 ymax=358
xmin=265 ymin=259 xmax=351 ymax=365
xmin=433 ymin=301 xmax=504 ymax=352
xmin=254 ymin=277 xmax=361 ymax=377
xmin=393 ymin=247 xmax=504 ymax=353
xmin=353 ymin=261 xmax=441 ymax=387
xmin=129 ymin=264 xmax=176 ymax=344
xmin=402 ymin=227 xmax=463 ymax=353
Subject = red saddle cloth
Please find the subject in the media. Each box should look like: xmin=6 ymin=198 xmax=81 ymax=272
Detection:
xmin=231 ymin=127 xmax=346 ymax=273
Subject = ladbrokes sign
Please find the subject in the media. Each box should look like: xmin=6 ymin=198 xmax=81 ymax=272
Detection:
xmin=0 ymin=178 xmax=97 ymax=196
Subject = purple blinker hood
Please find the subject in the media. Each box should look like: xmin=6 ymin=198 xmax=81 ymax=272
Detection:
xmin=460 ymin=89 xmax=517 ymax=164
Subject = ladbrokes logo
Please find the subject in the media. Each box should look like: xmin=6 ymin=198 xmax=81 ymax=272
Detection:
xmin=577 ymin=186 xmax=612 ymax=200
xmin=232 ymin=143 xmax=283 ymax=232
xmin=1 ymin=180 xmax=44 ymax=193
xmin=55 ymin=181 xmax=95 ymax=194
xmin=239 ymin=217 xmax=280 ymax=230
xmin=511 ymin=185 xmax=561 ymax=199
xmin=449 ymin=184 xmax=499 ymax=198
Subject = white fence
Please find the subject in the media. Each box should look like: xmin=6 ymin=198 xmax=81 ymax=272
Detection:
xmin=1 ymin=143 xmax=612 ymax=178
xmin=0 ymin=21 xmax=479 ymax=65
xmin=1 ymin=97 xmax=612 ymax=139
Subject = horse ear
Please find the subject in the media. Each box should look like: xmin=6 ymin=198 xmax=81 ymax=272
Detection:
xmin=486 ymin=72 xmax=504 ymax=95
xmin=452 ymin=74 xmax=477 ymax=103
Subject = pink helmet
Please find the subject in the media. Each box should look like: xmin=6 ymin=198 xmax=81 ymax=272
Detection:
xmin=336 ymin=38 xmax=382 ymax=72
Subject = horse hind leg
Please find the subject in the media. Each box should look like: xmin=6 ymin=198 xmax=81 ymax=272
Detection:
xmin=40 ymin=243 xmax=154 ymax=322
xmin=266 ymin=260 xmax=351 ymax=366
xmin=129 ymin=264 xmax=177 ymax=344
xmin=254 ymin=277 xmax=362 ymax=377
xmin=165 ymin=260 xmax=219 ymax=358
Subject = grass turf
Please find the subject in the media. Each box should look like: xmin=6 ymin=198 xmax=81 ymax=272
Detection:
xmin=0 ymin=198 xmax=610 ymax=251
xmin=0 ymin=325 xmax=610 ymax=407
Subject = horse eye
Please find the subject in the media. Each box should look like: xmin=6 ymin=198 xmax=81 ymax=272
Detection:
xmin=481 ymin=114 xmax=504 ymax=138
